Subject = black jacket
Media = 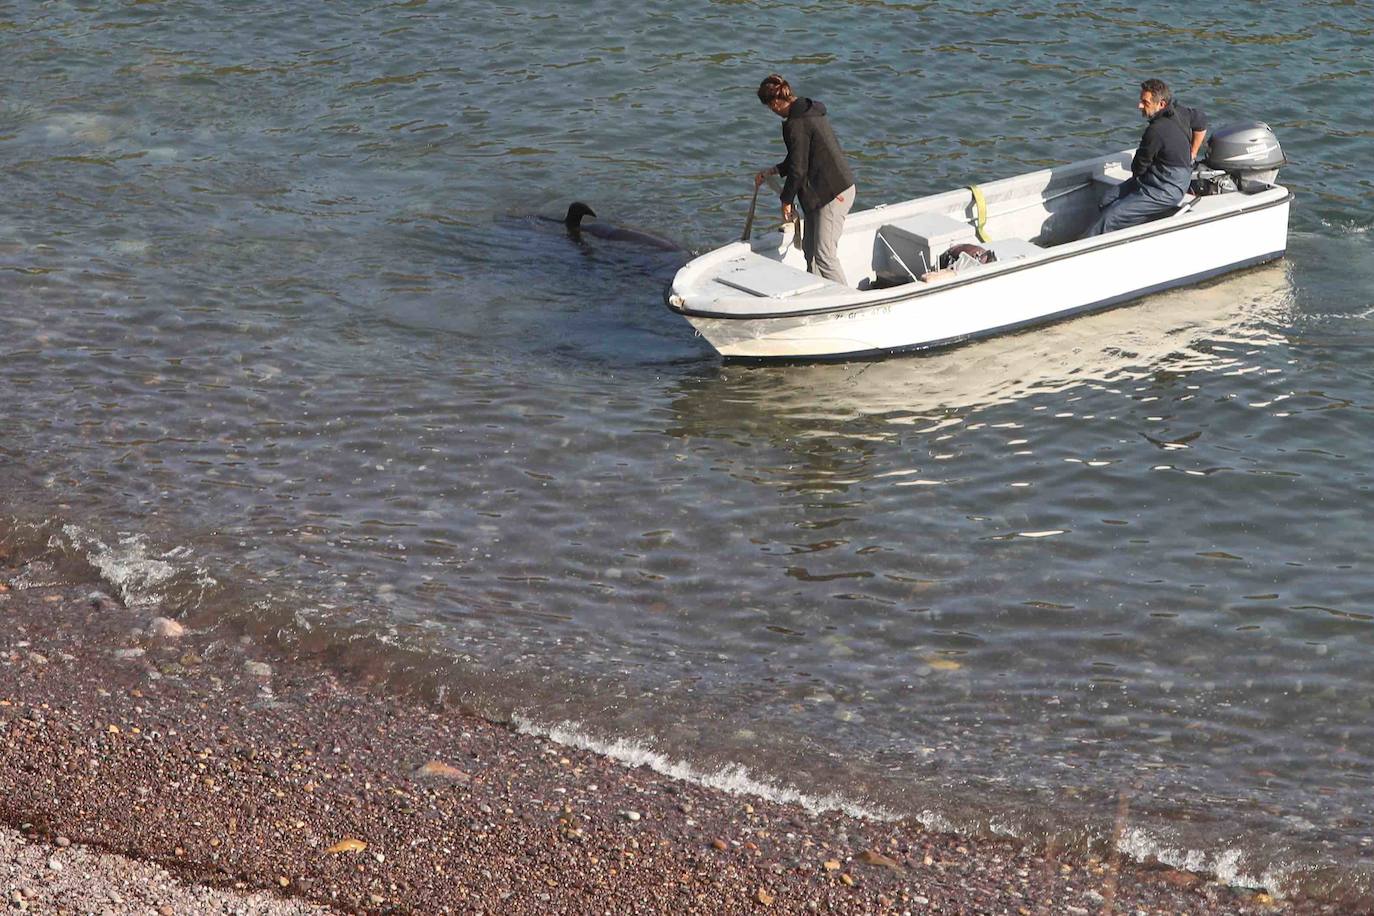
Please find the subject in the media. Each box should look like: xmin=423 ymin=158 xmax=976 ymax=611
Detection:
xmin=774 ymin=98 xmax=856 ymax=213
xmin=1132 ymin=103 xmax=1192 ymax=184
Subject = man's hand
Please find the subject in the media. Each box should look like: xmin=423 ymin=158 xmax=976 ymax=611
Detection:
xmin=754 ymin=167 xmax=774 ymax=188
xmin=781 ymin=202 xmax=796 ymax=222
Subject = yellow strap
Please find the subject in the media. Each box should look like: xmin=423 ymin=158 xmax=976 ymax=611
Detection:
xmin=968 ymin=184 xmax=991 ymax=243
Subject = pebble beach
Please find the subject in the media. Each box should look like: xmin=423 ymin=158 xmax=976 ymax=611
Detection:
xmin=0 ymin=556 xmax=1345 ymax=915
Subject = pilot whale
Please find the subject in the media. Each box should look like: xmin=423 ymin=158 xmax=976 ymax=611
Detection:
xmin=560 ymin=202 xmax=688 ymax=253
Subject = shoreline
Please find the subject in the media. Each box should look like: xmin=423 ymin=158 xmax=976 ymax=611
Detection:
xmin=0 ymin=825 xmax=334 ymax=914
xmin=0 ymin=559 xmax=1338 ymax=914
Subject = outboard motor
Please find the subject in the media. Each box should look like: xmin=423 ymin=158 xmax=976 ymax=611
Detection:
xmin=1203 ymin=121 xmax=1286 ymax=194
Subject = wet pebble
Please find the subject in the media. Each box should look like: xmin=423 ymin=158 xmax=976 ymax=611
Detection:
xmin=148 ymin=617 xmax=185 ymax=639
xmin=244 ymin=660 xmax=272 ymax=678
xmin=113 ymin=647 xmax=145 ymax=660
xmin=325 ymin=838 xmax=367 ymax=854
xmin=620 ymin=810 xmax=641 ymax=822
xmin=857 ymin=848 xmax=901 ymax=869
xmin=414 ymin=760 xmax=470 ymax=782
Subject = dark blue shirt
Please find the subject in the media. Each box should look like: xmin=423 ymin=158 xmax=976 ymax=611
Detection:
xmin=1174 ymin=103 xmax=1209 ymax=136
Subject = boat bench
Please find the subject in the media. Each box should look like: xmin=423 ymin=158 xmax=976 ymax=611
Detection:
xmin=1094 ymin=161 xmax=1133 ymax=204
xmin=713 ymin=253 xmax=848 ymax=299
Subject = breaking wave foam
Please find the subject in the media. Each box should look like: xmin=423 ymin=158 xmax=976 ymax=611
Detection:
xmin=512 ymin=714 xmax=898 ymax=823
xmin=1118 ymin=825 xmax=1294 ymax=898
xmin=57 ymin=524 xmax=217 ymax=609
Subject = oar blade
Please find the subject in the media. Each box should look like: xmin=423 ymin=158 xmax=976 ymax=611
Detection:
xmin=741 ymin=182 xmax=761 ymax=242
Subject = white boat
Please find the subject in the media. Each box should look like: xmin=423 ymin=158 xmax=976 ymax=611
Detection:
xmin=666 ymin=124 xmax=1292 ymax=360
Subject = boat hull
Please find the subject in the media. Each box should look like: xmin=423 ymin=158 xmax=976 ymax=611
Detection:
xmin=669 ymin=170 xmax=1291 ymax=360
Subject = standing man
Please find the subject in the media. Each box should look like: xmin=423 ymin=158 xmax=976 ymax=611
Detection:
xmin=753 ymin=74 xmax=856 ymax=285
xmin=1083 ymin=78 xmax=1194 ymax=238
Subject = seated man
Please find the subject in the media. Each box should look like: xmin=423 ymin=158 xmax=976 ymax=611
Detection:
xmin=1174 ymin=99 xmax=1209 ymax=163
xmin=1083 ymin=78 xmax=1194 ymax=238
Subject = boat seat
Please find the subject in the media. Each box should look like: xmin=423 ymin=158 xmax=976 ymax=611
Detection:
xmin=713 ymin=254 xmax=847 ymax=299
xmin=1094 ymin=161 xmax=1132 ymax=188
xmin=1094 ymin=162 xmax=1133 ymax=206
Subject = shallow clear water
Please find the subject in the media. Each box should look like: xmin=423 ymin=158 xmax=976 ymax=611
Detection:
xmin=4 ymin=0 xmax=1374 ymax=901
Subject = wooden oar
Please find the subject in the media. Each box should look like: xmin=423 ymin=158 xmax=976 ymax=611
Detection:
xmin=740 ymin=180 xmax=762 ymax=242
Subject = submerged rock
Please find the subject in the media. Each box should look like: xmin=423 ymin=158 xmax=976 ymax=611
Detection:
xmin=87 ymin=591 xmax=117 ymax=611
xmin=148 ymin=617 xmax=185 ymax=639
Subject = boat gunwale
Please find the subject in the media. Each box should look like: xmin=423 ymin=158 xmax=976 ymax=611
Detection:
xmin=668 ymin=189 xmax=1294 ymax=322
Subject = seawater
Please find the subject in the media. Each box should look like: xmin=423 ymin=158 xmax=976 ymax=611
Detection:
xmin=3 ymin=0 xmax=1373 ymax=902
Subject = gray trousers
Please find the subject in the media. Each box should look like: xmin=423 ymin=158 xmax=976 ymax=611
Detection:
xmin=1083 ymin=168 xmax=1191 ymax=238
xmin=802 ymin=185 xmax=855 ymax=285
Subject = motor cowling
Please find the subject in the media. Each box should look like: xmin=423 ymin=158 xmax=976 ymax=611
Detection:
xmin=1204 ymin=121 xmax=1285 ymax=192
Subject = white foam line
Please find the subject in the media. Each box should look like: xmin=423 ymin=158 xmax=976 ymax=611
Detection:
xmin=517 ymin=716 xmax=1316 ymax=898
xmin=915 ymin=810 xmax=958 ymax=834
xmin=512 ymin=714 xmax=898 ymax=823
